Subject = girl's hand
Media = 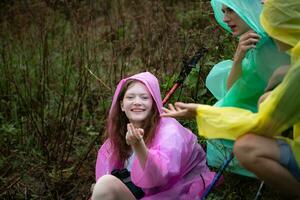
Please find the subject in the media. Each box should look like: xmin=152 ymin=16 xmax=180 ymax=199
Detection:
xmin=234 ymin=30 xmax=260 ymax=62
xmin=125 ymin=123 xmax=144 ymax=146
xmin=126 ymin=124 xmax=148 ymax=168
xmin=160 ymin=102 xmax=198 ymax=119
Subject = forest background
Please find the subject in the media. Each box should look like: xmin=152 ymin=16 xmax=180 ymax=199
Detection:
xmin=0 ymin=0 xmax=286 ymax=199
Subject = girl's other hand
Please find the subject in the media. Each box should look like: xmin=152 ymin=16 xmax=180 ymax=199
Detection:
xmin=234 ymin=30 xmax=260 ymax=62
xmin=160 ymin=102 xmax=198 ymax=119
xmin=126 ymin=123 xmax=144 ymax=146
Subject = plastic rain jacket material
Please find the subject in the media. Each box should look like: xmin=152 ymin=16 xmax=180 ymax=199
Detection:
xmin=206 ymin=0 xmax=291 ymax=177
xmin=95 ymin=72 xmax=215 ymax=200
xmin=206 ymin=0 xmax=290 ymax=112
xmin=196 ymin=0 xmax=300 ymax=169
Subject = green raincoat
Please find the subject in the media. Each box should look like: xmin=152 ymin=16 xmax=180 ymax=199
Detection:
xmin=198 ymin=0 xmax=300 ymax=172
xmin=206 ymin=0 xmax=289 ymax=177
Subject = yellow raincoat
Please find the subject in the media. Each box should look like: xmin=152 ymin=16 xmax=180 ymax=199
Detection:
xmin=197 ymin=0 xmax=300 ymax=167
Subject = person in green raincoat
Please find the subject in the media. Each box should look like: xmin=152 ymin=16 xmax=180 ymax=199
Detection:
xmin=206 ymin=0 xmax=290 ymax=177
xmin=162 ymin=0 xmax=300 ymax=197
xmin=207 ymin=0 xmax=289 ymax=112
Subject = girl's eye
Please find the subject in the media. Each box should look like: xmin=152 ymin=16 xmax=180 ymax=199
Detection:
xmin=142 ymin=96 xmax=149 ymax=100
xmin=126 ymin=96 xmax=134 ymax=99
xmin=222 ymin=7 xmax=234 ymax=14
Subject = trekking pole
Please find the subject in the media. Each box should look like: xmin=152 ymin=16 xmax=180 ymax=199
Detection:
xmin=162 ymin=47 xmax=207 ymax=105
xmin=254 ymin=181 xmax=265 ymax=200
xmin=201 ymin=153 xmax=234 ymax=200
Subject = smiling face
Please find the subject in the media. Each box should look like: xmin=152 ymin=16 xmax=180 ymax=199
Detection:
xmin=222 ymin=5 xmax=251 ymax=37
xmin=121 ymin=81 xmax=154 ymax=128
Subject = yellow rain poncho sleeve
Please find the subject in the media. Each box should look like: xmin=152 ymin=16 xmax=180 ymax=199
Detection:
xmin=197 ymin=0 xmax=300 ymax=166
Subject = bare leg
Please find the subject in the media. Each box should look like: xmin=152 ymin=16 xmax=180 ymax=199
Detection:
xmin=92 ymin=175 xmax=136 ymax=200
xmin=234 ymin=134 xmax=300 ymax=198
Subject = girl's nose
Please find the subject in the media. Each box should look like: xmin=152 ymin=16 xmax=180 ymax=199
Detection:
xmin=133 ymin=97 xmax=141 ymax=105
xmin=223 ymin=14 xmax=230 ymax=23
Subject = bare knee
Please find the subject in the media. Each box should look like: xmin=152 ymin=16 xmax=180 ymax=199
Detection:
xmin=233 ymin=134 xmax=259 ymax=167
xmin=92 ymin=175 xmax=120 ymax=200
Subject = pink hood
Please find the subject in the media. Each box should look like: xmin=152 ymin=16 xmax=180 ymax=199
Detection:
xmin=110 ymin=72 xmax=163 ymax=115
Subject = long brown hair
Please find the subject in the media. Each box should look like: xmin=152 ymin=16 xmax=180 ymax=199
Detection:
xmin=105 ymin=80 xmax=160 ymax=164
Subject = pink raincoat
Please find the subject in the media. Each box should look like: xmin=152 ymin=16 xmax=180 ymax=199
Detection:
xmin=95 ymin=72 xmax=215 ymax=199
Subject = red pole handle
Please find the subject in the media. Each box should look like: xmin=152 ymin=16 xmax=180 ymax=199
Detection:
xmin=162 ymin=83 xmax=180 ymax=105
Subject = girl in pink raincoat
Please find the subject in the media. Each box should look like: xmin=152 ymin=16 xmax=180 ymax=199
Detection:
xmin=92 ymin=72 xmax=215 ymax=200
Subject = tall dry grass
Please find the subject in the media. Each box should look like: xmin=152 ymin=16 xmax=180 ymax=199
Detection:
xmin=0 ymin=0 xmax=240 ymax=199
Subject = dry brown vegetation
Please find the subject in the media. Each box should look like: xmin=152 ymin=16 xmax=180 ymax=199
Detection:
xmin=0 ymin=0 xmax=285 ymax=199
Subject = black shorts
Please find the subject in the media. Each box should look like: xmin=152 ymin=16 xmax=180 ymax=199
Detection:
xmin=111 ymin=169 xmax=145 ymax=199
